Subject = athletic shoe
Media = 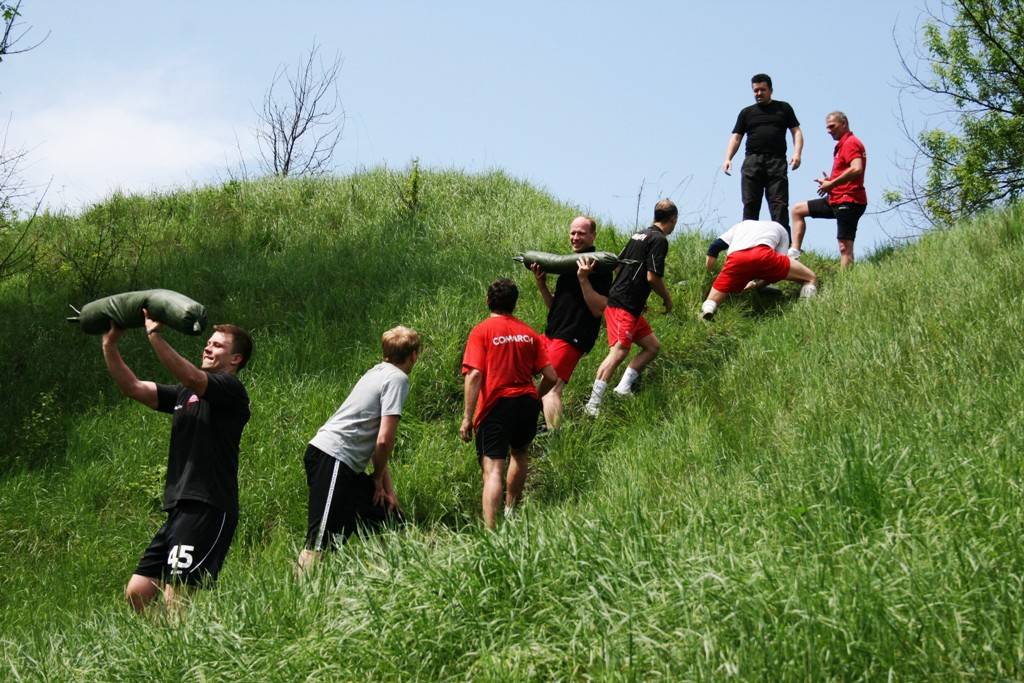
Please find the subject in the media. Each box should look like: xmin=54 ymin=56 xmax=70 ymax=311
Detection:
xmin=800 ymin=283 xmax=817 ymax=299
xmin=787 ymin=247 xmax=801 ymax=260
xmin=700 ymin=300 xmax=717 ymax=320
xmin=535 ymin=422 xmax=551 ymax=438
xmin=583 ymin=402 xmax=600 ymax=417
xmin=613 ymin=386 xmax=634 ymax=397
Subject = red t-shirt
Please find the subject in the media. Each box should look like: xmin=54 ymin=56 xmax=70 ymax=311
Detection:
xmin=828 ymin=131 xmax=867 ymax=205
xmin=462 ymin=314 xmax=549 ymax=427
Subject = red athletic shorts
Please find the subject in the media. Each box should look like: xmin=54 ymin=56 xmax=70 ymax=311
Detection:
xmin=713 ymin=245 xmax=791 ymax=294
xmin=604 ymin=306 xmax=653 ymax=350
xmin=541 ymin=335 xmax=585 ymax=383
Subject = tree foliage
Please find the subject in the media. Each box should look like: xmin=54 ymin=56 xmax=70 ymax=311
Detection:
xmin=896 ymin=0 xmax=1024 ymax=225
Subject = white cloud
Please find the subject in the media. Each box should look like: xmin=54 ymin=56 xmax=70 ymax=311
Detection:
xmin=8 ymin=67 xmax=252 ymax=211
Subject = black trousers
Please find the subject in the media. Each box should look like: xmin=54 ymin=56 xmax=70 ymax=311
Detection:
xmin=741 ymin=153 xmax=790 ymax=230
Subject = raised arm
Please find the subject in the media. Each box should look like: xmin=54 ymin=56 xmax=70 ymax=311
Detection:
xmin=102 ymin=325 xmax=158 ymax=409
xmin=143 ymin=311 xmax=209 ymax=396
xmin=576 ymin=257 xmax=607 ymax=318
xmin=530 ymin=264 xmax=554 ymax=310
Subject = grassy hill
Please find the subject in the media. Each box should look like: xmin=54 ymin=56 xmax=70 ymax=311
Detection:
xmin=1 ymin=169 xmax=1021 ymax=680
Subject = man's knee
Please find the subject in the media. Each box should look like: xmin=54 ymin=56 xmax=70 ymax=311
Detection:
xmin=125 ymin=575 xmax=160 ymax=611
xmin=792 ymin=202 xmax=809 ymax=219
xmin=638 ymin=335 xmax=660 ymax=356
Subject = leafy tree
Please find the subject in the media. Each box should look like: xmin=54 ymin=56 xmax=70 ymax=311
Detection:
xmin=894 ymin=0 xmax=1024 ymax=226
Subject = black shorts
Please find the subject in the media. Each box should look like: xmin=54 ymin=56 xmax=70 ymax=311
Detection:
xmin=806 ymin=198 xmax=866 ymax=241
xmin=304 ymin=444 xmax=401 ymax=551
xmin=134 ymin=500 xmax=238 ymax=587
xmin=475 ymin=394 xmax=541 ymax=460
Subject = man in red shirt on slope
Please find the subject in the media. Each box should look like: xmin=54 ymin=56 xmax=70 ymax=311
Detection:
xmin=461 ymin=279 xmax=558 ymax=529
xmin=790 ymin=111 xmax=867 ymax=269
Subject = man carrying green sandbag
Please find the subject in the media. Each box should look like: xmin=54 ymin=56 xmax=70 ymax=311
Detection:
xmin=100 ymin=310 xmax=252 ymax=613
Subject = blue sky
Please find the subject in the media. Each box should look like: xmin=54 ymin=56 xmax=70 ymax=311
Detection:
xmin=4 ymin=1 xmax=932 ymax=256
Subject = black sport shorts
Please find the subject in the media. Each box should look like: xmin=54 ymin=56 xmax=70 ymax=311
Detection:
xmin=806 ymin=198 xmax=866 ymax=242
xmin=134 ymin=500 xmax=238 ymax=587
xmin=303 ymin=444 xmax=401 ymax=551
xmin=475 ymin=394 xmax=541 ymax=460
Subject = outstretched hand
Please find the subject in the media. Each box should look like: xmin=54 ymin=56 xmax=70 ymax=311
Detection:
xmin=576 ymin=256 xmax=595 ymax=279
xmin=530 ymin=263 xmax=546 ymax=282
xmin=102 ymin=321 xmax=124 ymax=345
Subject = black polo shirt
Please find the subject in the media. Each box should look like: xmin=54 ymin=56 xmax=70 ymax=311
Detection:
xmin=732 ymin=100 xmax=799 ymax=156
xmin=544 ymin=247 xmax=613 ymax=353
xmin=156 ymin=372 xmax=250 ymax=515
xmin=607 ymin=226 xmax=669 ymax=316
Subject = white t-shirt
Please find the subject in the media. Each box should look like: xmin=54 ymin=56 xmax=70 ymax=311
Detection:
xmin=309 ymin=362 xmax=410 ymax=473
xmin=718 ymin=220 xmax=790 ymax=255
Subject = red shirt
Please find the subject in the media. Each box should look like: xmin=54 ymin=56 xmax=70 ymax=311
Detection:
xmin=462 ymin=314 xmax=549 ymax=428
xmin=828 ymin=131 xmax=867 ymax=205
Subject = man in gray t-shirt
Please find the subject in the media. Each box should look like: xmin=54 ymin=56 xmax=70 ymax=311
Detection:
xmin=298 ymin=326 xmax=421 ymax=572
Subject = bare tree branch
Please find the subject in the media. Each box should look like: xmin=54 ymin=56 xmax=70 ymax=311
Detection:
xmin=255 ymin=42 xmax=345 ymax=177
xmin=1 ymin=1 xmax=49 ymax=63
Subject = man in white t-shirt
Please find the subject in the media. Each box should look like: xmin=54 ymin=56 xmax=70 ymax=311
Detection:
xmin=298 ymin=326 xmax=421 ymax=572
xmin=701 ymin=219 xmax=818 ymax=319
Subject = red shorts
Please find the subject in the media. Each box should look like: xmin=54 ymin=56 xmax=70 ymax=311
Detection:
xmin=541 ymin=335 xmax=585 ymax=383
xmin=604 ymin=306 xmax=653 ymax=350
xmin=713 ymin=245 xmax=791 ymax=294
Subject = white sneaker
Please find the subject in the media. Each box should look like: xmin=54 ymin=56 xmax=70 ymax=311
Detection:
xmin=787 ymin=247 xmax=801 ymax=260
xmin=613 ymin=386 xmax=633 ymax=397
xmin=700 ymin=300 xmax=717 ymax=320
xmin=583 ymin=402 xmax=600 ymax=417
xmin=800 ymin=283 xmax=817 ymax=299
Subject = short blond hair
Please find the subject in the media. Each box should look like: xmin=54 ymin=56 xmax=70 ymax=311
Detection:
xmin=382 ymin=326 xmax=421 ymax=363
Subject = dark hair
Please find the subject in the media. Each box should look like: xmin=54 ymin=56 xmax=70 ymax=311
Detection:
xmin=653 ymin=199 xmax=678 ymax=224
xmin=214 ymin=324 xmax=253 ymax=370
xmin=751 ymin=73 xmax=773 ymax=89
xmin=487 ymin=278 xmax=519 ymax=314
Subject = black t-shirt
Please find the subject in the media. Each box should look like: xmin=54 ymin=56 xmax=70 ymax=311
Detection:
xmin=732 ymin=100 xmax=799 ymax=156
xmin=544 ymin=247 xmax=613 ymax=353
xmin=607 ymin=226 xmax=670 ymax=316
xmin=156 ymin=372 xmax=250 ymax=514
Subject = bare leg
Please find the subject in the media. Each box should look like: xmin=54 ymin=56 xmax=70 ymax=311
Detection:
xmin=541 ymin=381 xmax=564 ymax=430
xmin=595 ymin=344 xmax=630 ymax=383
xmin=785 ymin=259 xmax=817 ymax=285
xmin=791 ymin=201 xmax=810 ymax=252
xmin=297 ymin=549 xmax=321 ymax=575
xmin=838 ymin=239 xmax=855 ymax=269
xmin=481 ymin=456 xmax=506 ymax=529
xmin=506 ymin=448 xmax=529 ymax=509
xmin=627 ymin=333 xmax=660 ymax=372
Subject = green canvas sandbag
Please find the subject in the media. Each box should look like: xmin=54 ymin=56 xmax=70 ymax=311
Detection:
xmin=67 ymin=289 xmax=208 ymax=336
xmin=513 ymin=250 xmax=637 ymax=275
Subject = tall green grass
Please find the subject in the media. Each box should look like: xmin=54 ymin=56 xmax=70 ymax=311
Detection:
xmin=1 ymin=170 xmax=1021 ymax=679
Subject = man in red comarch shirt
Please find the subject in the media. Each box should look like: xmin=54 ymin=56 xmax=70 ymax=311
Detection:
xmin=461 ymin=279 xmax=558 ymax=529
xmin=790 ymin=111 xmax=867 ymax=269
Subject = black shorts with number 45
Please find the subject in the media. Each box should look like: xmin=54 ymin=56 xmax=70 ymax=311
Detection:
xmin=133 ymin=500 xmax=238 ymax=587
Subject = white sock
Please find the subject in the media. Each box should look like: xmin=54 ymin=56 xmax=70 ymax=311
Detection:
xmin=588 ymin=379 xmax=607 ymax=406
xmin=615 ymin=367 xmax=639 ymax=393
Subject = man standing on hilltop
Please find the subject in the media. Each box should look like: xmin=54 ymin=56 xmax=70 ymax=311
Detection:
xmin=529 ymin=216 xmax=612 ymax=430
xmin=700 ymin=219 xmax=818 ymax=319
xmin=723 ymin=73 xmax=803 ymax=231
xmin=298 ymin=326 xmax=420 ymax=573
xmin=790 ymin=111 xmax=867 ymax=269
xmin=461 ymin=279 xmax=558 ymax=529
xmin=584 ymin=199 xmax=676 ymax=417
xmin=101 ymin=314 xmax=252 ymax=613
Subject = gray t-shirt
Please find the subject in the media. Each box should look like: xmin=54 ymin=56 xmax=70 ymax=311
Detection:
xmin=309 ymin=362 xmax=410 ymax=473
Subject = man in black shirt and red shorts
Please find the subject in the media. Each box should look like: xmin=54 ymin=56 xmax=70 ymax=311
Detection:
xmin=461 ymin=279 xmax=558 ymax=528
xmin=101 ymin=311 xmax=252 ymax=613
xmin=790 ymin=110 xmax=867 ymax=269
xmin=723 ymin=73 xmax=803 ymax=231
xmin=530 ymin=216 xmax=613 ymax=430
xmin=584 ymin=199 xmax=676 ymax=417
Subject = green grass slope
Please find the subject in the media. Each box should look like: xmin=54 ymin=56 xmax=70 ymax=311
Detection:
xmin=1 ymin=170 xmax=1021 ymax=680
